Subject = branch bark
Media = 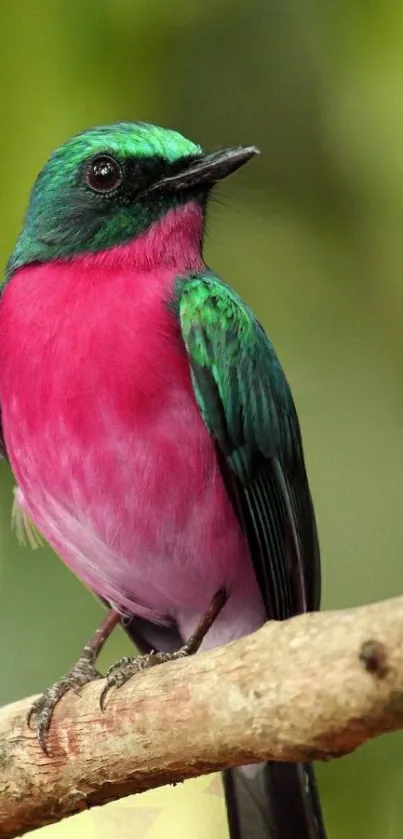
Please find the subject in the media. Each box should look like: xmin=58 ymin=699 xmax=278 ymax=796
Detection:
xmin=2 ymin=596 xmax=403 ymax=837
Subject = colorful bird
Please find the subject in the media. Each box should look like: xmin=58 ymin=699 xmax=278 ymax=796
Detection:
xmin=0 ymin=123 xmax=326 ymax=838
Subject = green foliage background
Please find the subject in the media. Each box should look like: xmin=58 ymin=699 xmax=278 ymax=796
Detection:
xmin=1 ymin=2 xmax=403 ymax=837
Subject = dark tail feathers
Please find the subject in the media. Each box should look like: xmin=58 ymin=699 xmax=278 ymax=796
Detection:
xmin=223 ymin=761 xmax=326 ymax=839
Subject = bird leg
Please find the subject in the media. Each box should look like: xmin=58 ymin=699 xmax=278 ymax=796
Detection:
xmin=28 ymin=609 xmax=120 ymax=753
xmin=100 ymin=587 xmax=228 ymax=711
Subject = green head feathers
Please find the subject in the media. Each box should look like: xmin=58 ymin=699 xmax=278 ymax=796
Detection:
xmin=7 ymin=122 xmax=258 ymax=276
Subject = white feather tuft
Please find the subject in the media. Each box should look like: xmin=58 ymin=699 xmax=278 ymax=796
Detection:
xmin=11 ymin=488 xmax=44 ymax=549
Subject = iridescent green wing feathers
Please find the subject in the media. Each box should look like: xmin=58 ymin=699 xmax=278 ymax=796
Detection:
xmin=176 ymin=271 xmax=320 ymax=619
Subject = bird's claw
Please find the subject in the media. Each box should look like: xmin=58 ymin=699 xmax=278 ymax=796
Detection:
xmin=99 ymin=593 xmax=228 ymax=712
xmin=100 ymin=650 xmax=173 ymax=711
xmin=28 ymin=656 xmax=102 ymax=754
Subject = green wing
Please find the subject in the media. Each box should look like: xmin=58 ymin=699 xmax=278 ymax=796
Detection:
xmin=175 ymin=271 xmax=320 ymax=620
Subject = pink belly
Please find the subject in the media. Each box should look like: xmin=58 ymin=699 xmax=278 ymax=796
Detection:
xmin=11 ymin=387 xmax=265 ymax=647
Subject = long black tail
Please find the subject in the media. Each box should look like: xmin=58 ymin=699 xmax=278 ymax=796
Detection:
xmin=223 ymin=761 xmax=326 ymax=839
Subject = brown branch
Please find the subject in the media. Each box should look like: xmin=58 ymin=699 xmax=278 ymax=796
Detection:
xmin=2 ymin=597 xmax=403 ymax=837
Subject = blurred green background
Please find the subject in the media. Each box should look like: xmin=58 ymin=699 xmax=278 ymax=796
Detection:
xmin=1 ymin=1 xmax=403 ymax=837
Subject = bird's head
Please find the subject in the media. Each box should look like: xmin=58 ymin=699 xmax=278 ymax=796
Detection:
xmin=7 ymin=122 xmax=258 ymax=275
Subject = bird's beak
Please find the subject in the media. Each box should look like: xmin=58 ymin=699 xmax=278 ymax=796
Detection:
xmin=149 ymin=146 xmax=260 ymax=193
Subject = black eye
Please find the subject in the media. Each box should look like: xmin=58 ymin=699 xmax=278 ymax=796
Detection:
xmin=85 ymin=154 xmax=123 ymax=193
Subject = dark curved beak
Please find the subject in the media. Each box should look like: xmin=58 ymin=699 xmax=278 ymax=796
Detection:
xmin=149 ymin=145 xmax=260 ymax=193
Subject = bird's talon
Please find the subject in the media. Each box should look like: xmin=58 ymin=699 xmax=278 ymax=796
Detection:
xmin=99 ymin=679 xmax=114 ymax=712
xmin=28 ymin=658 xmax=103 ymax=753
xmin=100 ymin=652 xmax=162 ymax=710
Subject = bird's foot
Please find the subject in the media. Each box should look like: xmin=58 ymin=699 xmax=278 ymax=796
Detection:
xmin=100 ymin=588 xmax=228 ymax=710
xmin=100 ymin=648 xmax=185 ymax=710
xmin=27 ymin=610 xmax=120 ymax=753
xmin=27 ymin=649 xmax=103 ymax=754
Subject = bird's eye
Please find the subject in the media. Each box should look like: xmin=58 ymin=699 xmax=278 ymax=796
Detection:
xmin=85 ymin=154 xmax=123 ymax=193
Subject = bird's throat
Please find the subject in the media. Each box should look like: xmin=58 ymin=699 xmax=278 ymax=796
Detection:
xmin=69 ymin=201 xmax=205 ymax=276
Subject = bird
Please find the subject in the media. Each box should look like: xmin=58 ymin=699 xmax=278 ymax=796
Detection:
xmin=0 ymin=122 xmax=326 ymax=839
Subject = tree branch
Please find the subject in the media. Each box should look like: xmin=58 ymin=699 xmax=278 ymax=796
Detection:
xmin=2 ymin=596 xmax=403 ymax=837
